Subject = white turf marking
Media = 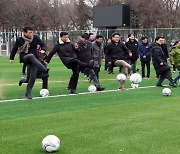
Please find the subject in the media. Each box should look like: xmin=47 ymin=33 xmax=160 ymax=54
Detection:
xmin=0 ymin=79 xmax=116 ymax=86
xmin=0 ymin=78 xmax=154 ymax=86
xmin=0 ymin=85 xmax=156 ymax=103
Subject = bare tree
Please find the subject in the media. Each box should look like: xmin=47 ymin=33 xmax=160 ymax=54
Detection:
xmin=75 ymin=0 xmax=92 ymax=30
xmin=0 ymin=0 xmax=179 ymax=30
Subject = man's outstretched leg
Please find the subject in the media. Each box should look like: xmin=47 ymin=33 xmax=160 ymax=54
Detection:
xmin=23 ymin=54 xmax=49 ymax=73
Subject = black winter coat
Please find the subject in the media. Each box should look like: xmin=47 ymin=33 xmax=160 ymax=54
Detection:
xmin=161 ymin=43 xmax=169 ymax=59
xmin=76 ymin=40 xmax=93 ymax=63
xmin=105 ymin=41 xmax=131 ymax=63
xmin=151 ymin=43 xmax=170 ymax=75
xmin=46 ymin=40 xmax=77 ymax=69
xmin=10 ymin=35 xmax=47 ymax=63
xmin=125 ymin=40 xmax=139 ymax=60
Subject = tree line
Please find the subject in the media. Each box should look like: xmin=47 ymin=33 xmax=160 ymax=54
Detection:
xmin=0 ymin=0 xmax=179 ymax=31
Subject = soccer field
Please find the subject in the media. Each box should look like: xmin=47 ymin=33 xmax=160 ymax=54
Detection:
xmin=0 ymin=57 xmax=180 ymax=154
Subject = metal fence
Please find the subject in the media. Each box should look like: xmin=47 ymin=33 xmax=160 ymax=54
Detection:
xmin=0 ymin=28 xmax=180 ymax=56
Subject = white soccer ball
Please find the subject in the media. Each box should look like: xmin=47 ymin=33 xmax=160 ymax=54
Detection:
xmin=130 ymin=73 xmax=142 ymax=84
xmin=42 ymin=135 xmax=60 ymax=153
xmin=116 ymin=73 xmax=126 ymax=81
xmin=40 ymin=89 xmax=49 ymax=97
xmin=88 ymin=85 xmax=97 ymax=93
xmin=131 ymin=83 xmax=139 ymax=89
xmin=162 ymin=88 xmax=171 ymax=96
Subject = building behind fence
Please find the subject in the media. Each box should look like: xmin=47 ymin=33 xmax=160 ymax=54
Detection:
xmin=0 ymin=28 xmax=180 ymax=56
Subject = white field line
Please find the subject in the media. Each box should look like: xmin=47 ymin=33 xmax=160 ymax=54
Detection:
xmin=0 ymin=78 xmax=154 ymax=86
xmin=0 ymin=79 xmax=115 ymax=86
xmin=0 ymin=85 xmax=156 ymax=103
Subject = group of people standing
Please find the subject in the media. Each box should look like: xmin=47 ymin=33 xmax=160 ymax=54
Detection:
xmin=10 ymin=27 xmax=180 ymax=99
xmin=104 ymin=33 xmax=180 ymax=88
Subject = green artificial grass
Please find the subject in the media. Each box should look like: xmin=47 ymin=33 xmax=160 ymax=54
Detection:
xmin=0 ymin=56 xmax=180 ymax=154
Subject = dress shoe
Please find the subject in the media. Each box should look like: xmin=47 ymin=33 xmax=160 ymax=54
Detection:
xmin=169 ymin=83 xmax=176 ymax=87
xmin=96 ymin=87 xmax=105 ymax=91
xmin=69 ymin=89 xmax=78 ymax=94
xmin=25 ymin=93 xmax=32 ymax=99
xmin=19 ymin=77 xmax=28 ymax=86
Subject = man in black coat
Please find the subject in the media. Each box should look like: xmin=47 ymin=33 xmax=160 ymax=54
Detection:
xmin=161 ymin=37 xmax=169 ymax=61
xmin=46 ymin=32 xmax=88 ymax=94
xmin=10 ymin=27 xmax=49 ymax=99
xmin=151 ymin=36 xmax=176 ymax=87
xmin=105 ymin=32 xmax=137 ymax=90
xmin=76 ymin=33 xmax=105 ymax=91
xmin=125 ymin=33 xmax=139 ymax=76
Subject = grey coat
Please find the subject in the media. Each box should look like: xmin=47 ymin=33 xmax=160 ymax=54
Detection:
xmin=91 ymin=41 xmax=103 ymax=68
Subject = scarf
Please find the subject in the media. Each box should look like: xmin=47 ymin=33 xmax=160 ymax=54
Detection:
xmin=20 ymin=34 xmax=34 ymax=53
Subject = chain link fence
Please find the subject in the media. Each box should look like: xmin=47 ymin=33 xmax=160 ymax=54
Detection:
xmin=0 ymin=28 xmax=180 ymax=56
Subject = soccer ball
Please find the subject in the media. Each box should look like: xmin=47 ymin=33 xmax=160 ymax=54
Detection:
xmin=130 ymin=73 xmax=142 ymax=84
xmin=88 ymin=85 xmax=97 ymax=93
xmin=131 ymin=83 xmax=139 ymax=89
xmin=40 ymin=89 xmax=49 ymax=97
xmin=42 ymin=135 xmax=60 ymax=153
xmin=162 ymin=88 xmax=171 ymax=96
xmin=116 ymin=73 xmax=126 ymax=81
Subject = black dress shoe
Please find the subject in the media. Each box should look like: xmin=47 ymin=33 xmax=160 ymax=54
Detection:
xmin=25 ymin=93 xmax=32 ymax=99
xmin=169 ymin=83 xmax=176 ymax=87
xmin=19 ymin=80 xmax=23 ymax=86
xmin=69 ymin=89 xmax=78 ymax=94
xmin=19 ymin=77 xmax=28 ymax=86
xmin=96 ymin=87 xmax=105 ymax=91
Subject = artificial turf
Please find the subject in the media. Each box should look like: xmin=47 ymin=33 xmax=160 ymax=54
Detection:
xmin=0 ymin=56 xmax=180 ymax=154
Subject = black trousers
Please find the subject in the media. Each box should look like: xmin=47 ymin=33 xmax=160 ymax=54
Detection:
xmin=127 ymin=59 xmax=137 ymax=75
xmin=67 ymin=59 xmax=91 ymax=90
xmin=22 ymin=54 xmax=47 ymax=94
xmin=141 ymin=61 xmax=150 ymax=78
xmin=157 ymin=70 xmax=174 ymax=86
xmin=81 ymin=68 xmax=101 ymax=88
xmin=22 ymin=63 xmax=27 ymax=74
xmin=67 ymin=65 xmax=79 ymax=90
xmin=94 ymin=67 xmax=100 ymax=80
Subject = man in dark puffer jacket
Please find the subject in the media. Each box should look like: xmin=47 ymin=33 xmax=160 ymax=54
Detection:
xmin=46 ymin=32 xmax=88 ymax=94
xmin=151 ymin=36 xmax=176 ymax=87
